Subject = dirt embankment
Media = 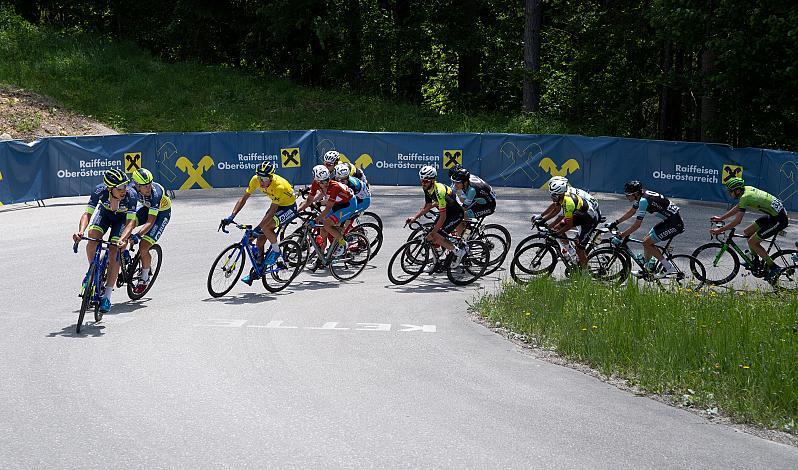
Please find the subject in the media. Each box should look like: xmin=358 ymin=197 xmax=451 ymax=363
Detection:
xmin=0 ymin=86 xmax=117 ymax=142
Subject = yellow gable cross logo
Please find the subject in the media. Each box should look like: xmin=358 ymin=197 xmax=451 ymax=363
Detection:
xmin=538 ymin=157 xmax=580 ymax=188
xmin=722 ymin=164 xmax=743 ymax=183
xmin=443 ymin=149 xmax=463 ymax=169
xmin=124 ymin=152 xmax=142 ymax=173
xmin=175 ymin=155 xmax=214 ymax=190
xmin=281 ymin=148 xmax=301 ymax=168
xmin=338 ymin=153 xmax=374 ymax=170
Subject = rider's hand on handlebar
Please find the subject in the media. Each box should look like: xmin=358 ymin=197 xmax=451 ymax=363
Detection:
xmin=606 ymin=221 xmax=618 ymax=230
xmin=72 ymin=232 xmax=83 ymax=243
xmin=710 ymin=216 xmax=722 ymax=222
xmin=405 ymin=217 xmax=415 ymax=226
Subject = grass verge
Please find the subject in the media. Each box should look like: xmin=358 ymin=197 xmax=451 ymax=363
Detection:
xmin=474 ymin=276 xmax=798 ymax=434
xmin=0 ymin=9 xmax=568 ymax=135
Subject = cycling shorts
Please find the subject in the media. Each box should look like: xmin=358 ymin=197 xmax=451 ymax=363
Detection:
xmin=88 ymin=206 xmax=129 ymax=243
xmin=753 ymin=210 xmax=788 ymax=240
xmin=135 ymin=207 xmax=171 ymax=244
xmin=437 ymin=209 xmax=464 ymax=236
xmin=572 ymin=211 xmax=599 ymax=248
xmin=273 ymin=203 xmax=298 ymax=228
xmin=328 ymin=199 xmax=358 ymax=224
xmin=649 ymin=213 xmax=684 ymax=244
xmin=356 ymin=196 xmax=371 ymax=213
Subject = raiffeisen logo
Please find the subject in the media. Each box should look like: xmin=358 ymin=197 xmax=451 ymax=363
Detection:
xmin=57 ymin=157 xmax=123 ymax=178
xmin=217 ymin=152 xmax=279 ymax=171
xmin=376 ymin=152 xmax=441 ymax=170
xmin=652 ymin=164 xmax=719 ymax=184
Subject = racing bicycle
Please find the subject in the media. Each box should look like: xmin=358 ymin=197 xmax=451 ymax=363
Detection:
xmin=116 ymin=239 xmax=163 ymax=300
xmin=286 ymin=216 xmax=372 ymax=281
xmin=509 ymin=221 xmax=594 ymax=283
xmin=73 ymin=237 xmax=113 ymax=333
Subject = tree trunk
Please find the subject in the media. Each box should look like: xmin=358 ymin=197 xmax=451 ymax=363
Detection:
xmin=659 ymin=42 xmax=683 ymax=140
xmin=699 ymin=47 xmax=717 ymax=142
xmin=344 ymin=0 xmax=362 ymax=86
xmin=522 ymin=0 xmax=542 ymax=113
xmin=393 ymin=0 xmax=423 ymax=103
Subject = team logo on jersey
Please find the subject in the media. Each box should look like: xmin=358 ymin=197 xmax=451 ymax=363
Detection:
xmin=124 ymin=152 xmax=142 ymax=173
xmin=722 ymin=164 xmax=743 ymax=183
xmin=443 ymin=149 xmax=463 ymax=169
xmin=176 ymin=155 xmax=214 ymax=190
xmin=281 ymin=148 xmax=301 ymax=168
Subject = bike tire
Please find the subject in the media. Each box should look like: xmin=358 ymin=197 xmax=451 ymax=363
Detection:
xmin=482 ymin=223 xmax=512 ymax=249
xmin=447 ymin=240 xmax=489 ymax=286
xmin=349 ymin=222 xmax=383 ymax=259
xmin=330 ymin=233 xmax=371 ymax=281
xmin=207 ymin=244 xmax=245 ymax=298
xmin=388 ymin=239 xmax=428 ymax=285
xmin=510 ymin=242 xmax=558 ymax=284
xmin=262 ymin=239 xmax=303 ymax=293
xmin=691 ymin=242 xmax=740 ymax=286
xmin=126 ymin=244 xmax=163 ymax=300
xmin=407 ymin=223 xmax=434 ymax=242
xmin=480 ymin=233 xmax=509 ymax=275
xmin=513 ymin=233 xmax=545 ymax=256
xmin=773 ymin=263 xmax=798 ymax=292
xmin=661 ymin=254 xmax=706 ymax=291
xmin=585 ymin=246 xmax=630 ymax=284
xmin=772 ymin=249 xmax=798 ymax=269
xmin=77 ymin=264 xmax=95 ymax=334
xmin=94 ymin=267 xmax=108 ymax=322
xmin=360 ymin=211 xmax=383 ymax=232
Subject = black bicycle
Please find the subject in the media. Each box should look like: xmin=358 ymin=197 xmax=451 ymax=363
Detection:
xmin=509 ymin=222 xmax=591 ymax=283
xmin=388 ymin=220 xmax=489 ymax=286
xmin=116 ymin=239 xmax=163 ymax=300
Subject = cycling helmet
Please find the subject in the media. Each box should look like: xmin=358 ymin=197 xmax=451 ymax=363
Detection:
xmin=132 ymin=168 xmax=153 ymax=185
xmin=418 ymin=165 xmax=437 ymax=180
xmin=333 ymin=163 xmax=351 ymax=181
xmin=450 ymin=166 xmax=471 ymax=183
xmin=623 ymin=180 xmax=643 ymax=194
xmin=549 ymin=178 xmax=568 ymax=196
xmin=323 ymin=150 xmax=340 ymax=165
xmin=255 ymin=161 xmax=276 ymax=177
xmin=549 ymin=176 xmax=568 ymax=187
xmin=725 ymin=177 xmax=745 ymax=191
xmin=103 ymin=168 xmax=128 ymax=188
xmin=312 ymin=165 xmax=331 ymax=181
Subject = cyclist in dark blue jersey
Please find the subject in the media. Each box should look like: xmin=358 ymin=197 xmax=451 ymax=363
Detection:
xmin=129 ymin=168 xmax=172 ymax=294
xmin=72 ymin=168 xmax=138 ymax=313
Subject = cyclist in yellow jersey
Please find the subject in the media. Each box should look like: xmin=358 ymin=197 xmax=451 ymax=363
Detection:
xmin=221 ymin=162 xmax=298 ymax=285
xmin=548 ymin=178 xmax=599 ymax=268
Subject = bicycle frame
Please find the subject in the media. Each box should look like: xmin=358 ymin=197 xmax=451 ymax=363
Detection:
xmin=220 ymin=224 xmax=284 ymax=278
xmin=711 ymin=227 xmax=780 ymax=269
xmin=74 ymin=237 xmax=114 ymax=301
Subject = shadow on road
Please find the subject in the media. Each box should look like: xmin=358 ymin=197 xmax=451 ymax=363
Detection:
xmin=201 ymin=292 xmax=280 ymax=304
xmin=47 ymin=323 xmax=106 ymax=338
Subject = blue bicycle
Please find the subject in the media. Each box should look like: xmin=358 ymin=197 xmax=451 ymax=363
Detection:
xmin=73 ymin=236 xmax=114 ymax=333
xmin=207 ymin=222 xmax=304 ymax=297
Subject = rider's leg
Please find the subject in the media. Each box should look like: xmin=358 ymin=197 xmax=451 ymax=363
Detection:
xmin=86 ymin=228 xmax=104 ymax=263
xmin=744 ymin=223 xmax=772 ymax=264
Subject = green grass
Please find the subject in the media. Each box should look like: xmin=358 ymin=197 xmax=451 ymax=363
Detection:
xmin=474 ymin=276 xmax=798 ymax=433
xmin=0 ymin=9 xmax=567 ymax=135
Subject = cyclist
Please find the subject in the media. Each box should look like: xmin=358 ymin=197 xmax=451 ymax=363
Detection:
xmin=449 ymin=165 xmax=496 ymax=236
xmin=297 ymin=165 xmax=356 ymax=270
xmin=710 ymin=177 xmax=789 ymax=282
xmin=72 ymin=168 xmax=139 ymax=313
xmin=334 ymin=162 xmax=371 ymax=212
xmin=608 ymin=181 xmax=684 ymax=277
xmin=128 ymin=168 xmax=172 ymax=294
xmin=221 ymin=162 xmax=297 ymax=285
xmin=547 ymin=178 xmax=600 ymax=268
xmin=533 ymin=176 xmax=600 ymax=225
xmin=323 ymin=150 xmax=369 ymax=188
xmin=405 ymin=165 xmax=467 ymax=267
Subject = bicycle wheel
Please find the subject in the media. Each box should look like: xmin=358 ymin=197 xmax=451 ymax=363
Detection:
xmin=691 ymin=242 xmax=740 ymax=286
xmin=262 ymin=239 xmax=303 ymax=293
xmin=207 ymin=244 xmax=245 ymax=297
xmin=278 ymin=212 xmax=313 ymax=241
xmin=483 ymin=223 xmax=512 ymax=248
xmin=478 ymin=232 xmax=509 ymax=275
xmin=773 ymin=263 xmax=798 ymax=292
xmin=510 ymin=242 xmax=558 ymax=283
xmin=349 ymin=222 xmax=383 ymax=259
xmin=387 ymin=239 xmax=429 ymax=285
xmin=77 ymin=264 xmax=95 ymax=334
xmin=407 ymin=223 xmax=434 ymax=241
xmin=586 ymin=247 xmax=630 ymax=284
xmin=513 ymin=233 xmax=544 ymax=256
xmin=447 ymin=240 xmax=489 ymax=286
xmin=126 ymin=244 xmax=163 ymax=300
xmin=656 ymin=254 xmax=706 ymax=291
xmin=359 ymin=211 xmax=383 ymax=231
xmin=329 ymin=233 xmax=371 ymax=281
xmin=772 ymin=249 xmax=798 ymax=269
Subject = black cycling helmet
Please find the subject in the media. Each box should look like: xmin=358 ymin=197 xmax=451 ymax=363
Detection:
xmin=450 ymin=166 xmax=471 ymax=183
xmin=624 ymin=180 xmax=643 ymax=195
xmin=256 ymin=161 xmax=276 ymax=177
xmin=103 ymin=168 xmax=128 ymax=188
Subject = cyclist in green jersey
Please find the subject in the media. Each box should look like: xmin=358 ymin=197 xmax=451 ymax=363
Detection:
xmin=710 ymin=177 xmax=789 ymax=281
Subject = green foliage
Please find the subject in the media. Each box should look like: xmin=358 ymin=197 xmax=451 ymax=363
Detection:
xmin=0 ymin=8 xmax=566 ymax=134
xmin=475 ymin=276 xmax=798 ymax=433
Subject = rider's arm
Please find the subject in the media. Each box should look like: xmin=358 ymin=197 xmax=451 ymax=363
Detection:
xmin=73 ymin=212 xmax=91 ymax=241
xmin=118 ymin=218 xmax=137 ymax=245
xmin=713 ymin=205 xmax=740 ymax=222
xmin=715 ymin=208 xmax=744 ymax=232
xmin=410 ymin=202 xmax=435 ymax=221
xmin=617 ymin=203 xmax=644 ymax=238
xmin=539 ymin=202 xmax=559 ymax=221
xmin=614 ymin=206 xmax=637 ymax=226
xmin=555 ymin=217 xmax=574 ymax=234
xmin=137 ymin=214 xmax=157 ymax=236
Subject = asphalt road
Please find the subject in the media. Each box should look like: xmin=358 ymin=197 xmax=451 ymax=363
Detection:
xmin=2 ymin=186 xmax=797 ymax=469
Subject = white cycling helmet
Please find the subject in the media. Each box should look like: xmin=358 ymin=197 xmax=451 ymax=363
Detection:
xmin=418 ymin=165 xmax=437 ymax=180
xmin=323 ymin=150 xmax=340 ymax=165
xmin=549 ymin=178 xmax=568 ymax=196
xmin=312 ymin=165 xmax=331 ymax=181
xmin=334 ymin=163 xmax=351 ymax=180
xmin=549 ymin=176 xmax=569 ymax=187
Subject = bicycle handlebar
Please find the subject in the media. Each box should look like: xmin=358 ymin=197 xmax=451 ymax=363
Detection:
xmin=72 ymin=236 xmax=114 ymax=253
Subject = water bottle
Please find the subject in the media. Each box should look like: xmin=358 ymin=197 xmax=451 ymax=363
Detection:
xmin=633 ymin=252 xmax=646 ymax=265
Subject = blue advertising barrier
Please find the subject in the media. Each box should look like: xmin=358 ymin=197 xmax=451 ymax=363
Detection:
xmin=1 ymin=131 xmax=797 ymax=211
